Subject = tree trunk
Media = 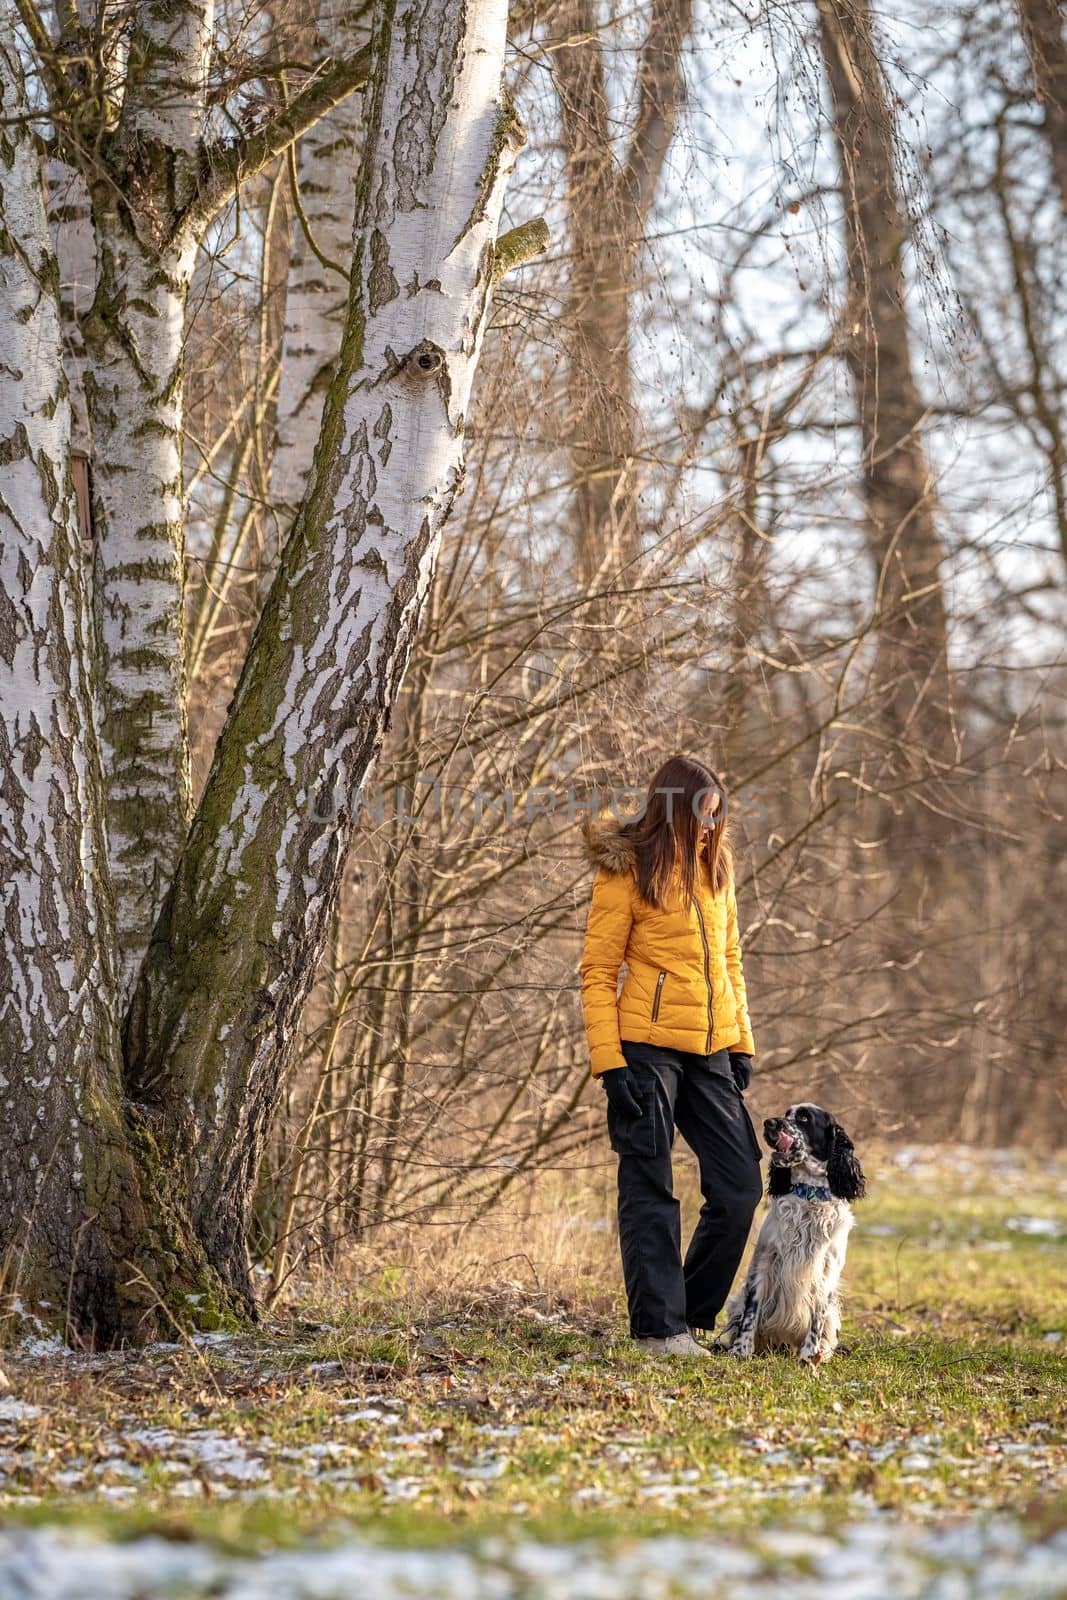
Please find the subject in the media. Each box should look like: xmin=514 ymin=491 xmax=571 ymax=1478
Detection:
xmin=63 ymin=0 xmax=369 ymax=1001
xmin=553 ymin=0 xmax=694 ymax=596
xmin=83 ymin=214 xmax=198 ymax=1003
xmin=45 ymin=158 xmax=95 ymax=458
xmin=559 ymin=0 xmax=694 ymax=601
xmin=1017 ymin=0 xmax=1067 ymax=214
xmin=0 ymin=0 xmax=378 ymax=1344
xmin=125 ymin=0 xmax=523 ymax=1302
xmin=816 ymin=0 xmax=954 ymax=829
xmin=0 ymin=22 xmax=238 ymax=1345
xmin=551 ymin=0 xmax=692 ymax=776
xmin=74 ymin=0 xmax=216 ymax=999
xmin=268 ymin=2 xmax=368 ymax=561
xmin=554 ymin=0 xmax=640 ymax=595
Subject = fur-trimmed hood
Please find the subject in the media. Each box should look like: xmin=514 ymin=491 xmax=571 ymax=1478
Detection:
xmin=580 ymin=813 xmax=638 ymax=876
xmin=580 ymin=812 xmax=715 ymax=878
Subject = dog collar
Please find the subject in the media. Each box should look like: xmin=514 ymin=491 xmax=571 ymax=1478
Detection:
xmin=791 ymin=1182 xmax=832 ymax=1201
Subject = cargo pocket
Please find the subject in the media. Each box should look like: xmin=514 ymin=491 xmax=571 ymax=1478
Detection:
xmin=607 ymin=1081 xmax=657 ymax=1158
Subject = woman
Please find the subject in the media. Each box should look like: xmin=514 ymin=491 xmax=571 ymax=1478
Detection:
xmin=578 ymin=754 xmax=763 ymax=1357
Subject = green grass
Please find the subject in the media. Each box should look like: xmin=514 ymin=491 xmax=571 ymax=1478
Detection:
xmin=0 ymin=1146 xmax=1063 ymax=1550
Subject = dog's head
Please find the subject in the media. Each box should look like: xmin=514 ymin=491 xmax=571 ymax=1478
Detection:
xmin=763 ymin=1104 xmax=867 ymax=1202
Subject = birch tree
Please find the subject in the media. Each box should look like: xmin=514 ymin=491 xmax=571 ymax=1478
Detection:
xmin=0 ymin=0 xmax=526 ymax=1340
xmin=33 ymin=0 xmax=371 ymax=1001
xmin=0 ymin=20 xmax=230 ymax=1342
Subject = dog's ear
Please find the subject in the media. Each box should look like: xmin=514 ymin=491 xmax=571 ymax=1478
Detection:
xmin=768 ymin=1162 xmax=792 ymax=1198
xmin=827 ymin=1123 xmax=866 ymax=1201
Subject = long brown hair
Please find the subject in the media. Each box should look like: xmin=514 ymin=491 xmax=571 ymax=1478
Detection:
xmin=615 ymin=755 xmax=735 ymax=911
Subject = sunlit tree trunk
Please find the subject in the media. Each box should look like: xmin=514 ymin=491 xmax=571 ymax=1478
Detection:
xmin=0 ymin=22 xmax=233 ymax=1344
xmin=269 ymin=2 xmax=368 ymax=557
xmin=60 ymin=0 xmax=369 ymax=1000
xmin=79 ymin=2 xmax=214 ymax=998
xmin=0 ymin=0 xmax=375 ymax=1340
xmin=125 ymin=0 xmax=524 ymax=1300
xmin=554 ymin=0 xmax=693 ymax=597
xmin=817 ymin=0 xmax=954 ymax=830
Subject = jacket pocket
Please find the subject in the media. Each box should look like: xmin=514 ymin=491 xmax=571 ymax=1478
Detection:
xmin=650 ymin=969 xmax=666 ymax=1023
xmin=606 ymin=1082 xmax=657 ymax=1159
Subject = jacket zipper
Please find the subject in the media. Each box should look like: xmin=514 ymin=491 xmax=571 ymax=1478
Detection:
xmin=692 ymin=895 xmax=714 ymax=1052
xmin=651 ymin=970 xmax=666 ymax=1022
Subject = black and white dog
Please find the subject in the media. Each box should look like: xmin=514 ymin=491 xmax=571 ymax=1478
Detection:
xmin=717 ymin=1104 xmax=867 ymax=1366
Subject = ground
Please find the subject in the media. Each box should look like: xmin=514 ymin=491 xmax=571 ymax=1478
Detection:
xmin=0 ymin=1145 xmax=1064 ymax=1597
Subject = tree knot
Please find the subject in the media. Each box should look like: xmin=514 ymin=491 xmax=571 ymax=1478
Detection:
xmin=404 ymin=340 xmax=445 ymax=377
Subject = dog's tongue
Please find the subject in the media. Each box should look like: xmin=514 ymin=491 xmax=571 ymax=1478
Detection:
xmin=776 ymin=1130 xmax=794 ymax=1153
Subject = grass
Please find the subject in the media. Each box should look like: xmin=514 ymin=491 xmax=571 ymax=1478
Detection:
xmin=0 ymin=1144 xmax=1064 ymax=1553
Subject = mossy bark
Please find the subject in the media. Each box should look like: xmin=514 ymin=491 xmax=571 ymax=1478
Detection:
xmin=81 ymin=195 xmax=197 ymax=1007
xmin=0 ymin=21 xmax=245 ymax=1347
xmin=2 ymin=0 xmax=520 ymax=1338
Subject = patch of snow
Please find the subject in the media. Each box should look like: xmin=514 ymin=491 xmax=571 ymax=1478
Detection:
xmin=124 ymin=1427 xmax=271 ymax=1485
xmin=0 ymin=1398 xmax=42 ymax=1421
xmin=451 ymin=1456 xmax=507 ymax=1480
xmin=1004 ymin=1216 xmax=1064 ymax=1237
xmin=379 ymin=1475 xmax=425 ymax=1502
xmin=19 ymin=1335 xmax=71 ymax=1358
xmin=49 ymin=1471 xmax=84 ymax=1490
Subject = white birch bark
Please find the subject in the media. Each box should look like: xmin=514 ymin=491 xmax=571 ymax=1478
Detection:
xmin=82 ymin=1 xmax=215 ymax=999
xmin=84 ymin=218 xmax=197 ymax=1003
xmin=121 ymin=0 xmax=215 ymax=191
xmin=45 ymin=159 xmax=95 ymax=456
xmin=269 ymin=1 xmax=367 ymax=543
xmin=127 ymin=0 xmax=524 ymax=1294
xmin=0 ymin=21 xmax=139 ymax=1339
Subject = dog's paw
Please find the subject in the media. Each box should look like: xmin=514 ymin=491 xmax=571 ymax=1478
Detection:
xmin=732 ymin=1337 xmax=755 ymax=1360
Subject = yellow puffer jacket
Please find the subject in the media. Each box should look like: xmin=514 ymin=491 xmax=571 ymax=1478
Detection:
xmin=578 ymin=813 xmax=756 ymax=1076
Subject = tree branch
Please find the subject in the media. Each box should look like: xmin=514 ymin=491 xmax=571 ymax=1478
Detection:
xmin=183 ymin=46 xmax=371 ymax=238
xmin=12 ymin=0 xmax=68 ymax=108
xmin=492 ymin=216 xmax=550 ymax=280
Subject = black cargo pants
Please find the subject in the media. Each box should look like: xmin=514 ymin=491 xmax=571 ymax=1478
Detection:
xmin=607 ymin=1041 xmax=765 ymax=1338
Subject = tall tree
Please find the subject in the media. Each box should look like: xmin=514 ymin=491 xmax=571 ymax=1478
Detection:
xmin=33 ymin=0 xmax=371 ymax=999
xmin=124 ymin=0 xmax=526 ymax=1299
xmin=0 ymin=0 xmax=526 ymax=1339
xmin=816 ymin=0 xmax=954 ymax=834
xmin=552 ymin=0 xmax=694 ymax=596
xmin=0 ymin=18 xmax=229 ymax=1342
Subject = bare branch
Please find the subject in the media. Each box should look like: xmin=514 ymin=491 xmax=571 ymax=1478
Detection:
xmin=183 ymin=46 xmax=371 ymax=239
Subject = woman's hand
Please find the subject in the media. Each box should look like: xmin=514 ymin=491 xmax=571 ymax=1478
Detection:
xmin=600 ymin=1067 xmax=644 ymax=1120
xmin=728 ymin=1052 xmax=753 ymax=1092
